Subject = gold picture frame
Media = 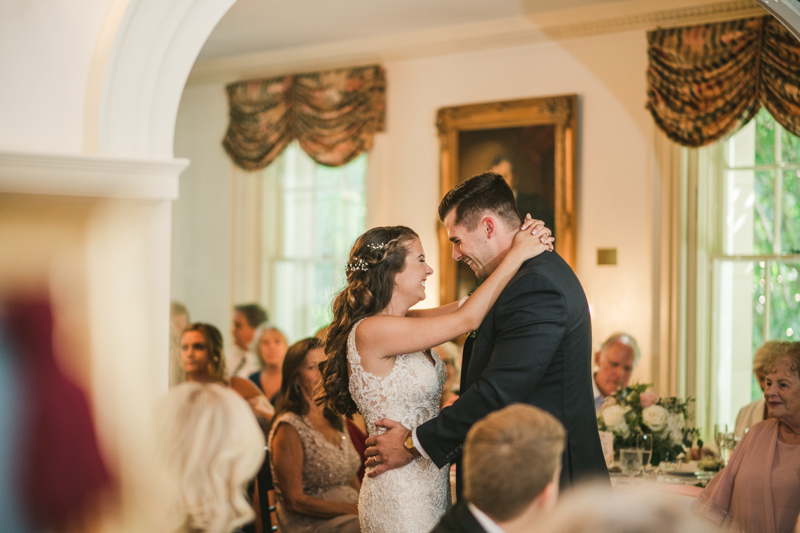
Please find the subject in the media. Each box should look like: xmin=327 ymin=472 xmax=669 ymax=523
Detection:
xmin=436 ymin=95 xmax=578 ymax=305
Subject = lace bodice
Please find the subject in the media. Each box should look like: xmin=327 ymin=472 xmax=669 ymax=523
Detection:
xmin=348 ymin=318 xmax=446 ymax=436
xmin=347 ymin=318 xmax=450 ymax=533
xmin=267 ymin=412 xmax=360 ymax=533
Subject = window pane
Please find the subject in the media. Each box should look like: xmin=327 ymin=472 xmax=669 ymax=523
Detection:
xmin=782 ymin=170 xmax=800 ymax=254
xmin=716 ymin=260 xmax=759 ymax=426
xmin=768 ymin=261 xmax=800 ymax=342
xmin=755 ymin=108 xmax=776 ymax=166
xmin=726 ymin=119 xmax=756 ymax=168
xmin=753 ymin=170 xmax=775 ymax=254
xmin=781 ymin=125 xmax=800 ymax=163
xmin=265 ymin=141 xmax=367 ymax=342
xmin=723 ymin=169 xmax=755 ymax=255
xmin=282 ymin=190 xmax=316 ymax=258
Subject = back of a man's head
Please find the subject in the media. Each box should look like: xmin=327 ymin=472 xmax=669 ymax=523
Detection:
xmin=464 ymin=403 xmax=566 ymax=522
xmin=438 ymin=172 xmax=521 ymax=231
xmin=234 ymin=303 xmax=268 ymax=328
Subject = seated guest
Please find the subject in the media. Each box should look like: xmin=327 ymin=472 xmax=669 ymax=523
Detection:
xmin=268 ymin=337 xmax=361 ymax=533
xmin=181 ymin=323 xmax=274 ymax=420
xmin=156 ymin=382 xmax=266 ymax=533
xmin=228 ymin=303 xmax=268 ymax=378
xmin=694 ymin=341 xmax=800 ymax=533
xmin=248 ymin=324 xmax=289 ymax=404
xmin=433 ymin=403 xmax=565 ymax=533
xmin=734 ymin=340 xmax=780 ymax=437
xmin=435 ymin=341 xmax=461 ymax=409
xmin=540 ymin=483 xmax=713 ymax=533
xmin=592 ymin=332 xmax=640 ymax=410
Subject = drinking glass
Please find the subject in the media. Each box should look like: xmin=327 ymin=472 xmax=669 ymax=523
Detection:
xmin=720 ymin=432 xmax=738 ymax=465
xmin=637 ymin=434 xmax=653 ymax=469
xmin=714 ymin=424 xmax=728 ymax=450
xmin=619 ymin=448 xmax=642 ymax=478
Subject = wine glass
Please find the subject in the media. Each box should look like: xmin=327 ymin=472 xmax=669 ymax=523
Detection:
xmin=619 ymin=448 xmax=642 ymax=479
xmin=637 ymin=433 xmax=653 ymax=470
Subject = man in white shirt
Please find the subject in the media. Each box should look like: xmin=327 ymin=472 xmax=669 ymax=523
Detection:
xmin=432 ymin=404 xmax=565 ymax=533
xmin=592 ymin=333 xmax=640 ymax=411
xmin=225 ymin=303 xmax=267 ymax=378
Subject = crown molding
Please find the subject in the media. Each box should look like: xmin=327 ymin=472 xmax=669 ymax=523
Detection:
xmin=540 ymin=0 xmax=764 ymax=38
xmin=187 ymin=0 xmax=765 ymax=85
xmin=0 ymin=151 xmax=189 ymax=200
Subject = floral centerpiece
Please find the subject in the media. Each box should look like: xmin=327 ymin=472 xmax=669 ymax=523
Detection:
xmin=597 ymin=383 xmax=699 ymax=466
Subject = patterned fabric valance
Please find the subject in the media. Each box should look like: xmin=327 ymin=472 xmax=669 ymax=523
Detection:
xmin=647 ymin=16 xmax=800 ymax=147
xmin=223 ymin=65 xmax=386 ymax=170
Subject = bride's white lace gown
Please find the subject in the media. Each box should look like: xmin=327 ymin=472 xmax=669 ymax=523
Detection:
xmin=347 ymin=319 xmax=450 ymax=533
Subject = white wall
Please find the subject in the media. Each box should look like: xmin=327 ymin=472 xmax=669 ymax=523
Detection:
xmin=0 ymin=0 xmax=112 ymax=153
xmin=173 ymin=28 xmax=656 ymax=384
xmin=172 ymin=82 xmax=233 ymax=333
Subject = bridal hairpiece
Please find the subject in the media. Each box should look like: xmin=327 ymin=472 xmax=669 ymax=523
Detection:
xmin=346 ymin=258 xmax=369 ymax=272
xmin=368 ymin=243 xmax=385 ymax=251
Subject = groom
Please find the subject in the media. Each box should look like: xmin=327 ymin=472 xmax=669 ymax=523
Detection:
xmin=364 ymin=173 xmax=609 ymax=495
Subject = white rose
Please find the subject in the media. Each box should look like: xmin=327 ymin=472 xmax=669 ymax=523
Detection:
xmin=666 ymin=413 xmax=684 ymax=446
xmin=642 ymin=405 xmax=669 ymax=432
xmin=602 ymin=405 xmax=630 ymax=437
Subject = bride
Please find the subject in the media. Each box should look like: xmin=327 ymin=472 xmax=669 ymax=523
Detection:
xmin=318 ymin=219 xmax=552 ymax=533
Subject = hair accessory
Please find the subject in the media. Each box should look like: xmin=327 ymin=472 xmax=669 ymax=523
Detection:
xmin=368 ymin=243 xmax=385 ymax=251
xmin=346 ymin=258 xmax=369 ymax=272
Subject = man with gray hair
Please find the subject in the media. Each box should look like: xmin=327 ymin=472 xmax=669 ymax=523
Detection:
xmin=593 ymin=332 xmax=641 ymax=410
xmin=432 ymin=404 xmax=565 ymax=533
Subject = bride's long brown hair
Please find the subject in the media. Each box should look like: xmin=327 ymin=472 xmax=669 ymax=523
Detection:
xmin=317 ymin=226 xmax=419 ymax=418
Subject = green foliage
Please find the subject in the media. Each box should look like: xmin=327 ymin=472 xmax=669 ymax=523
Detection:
xmin=749 ymin=110 xmax=800 ymax=387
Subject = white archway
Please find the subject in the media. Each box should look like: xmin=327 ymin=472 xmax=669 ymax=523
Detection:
xmin=87 ymin=0 xmax=237 ymax=159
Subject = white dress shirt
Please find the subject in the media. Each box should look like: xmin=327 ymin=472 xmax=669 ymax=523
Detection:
xmin=467 ymin=502 xmax=507 ymax=533
xmin=225 ymin=345 xmax=260 ymax=378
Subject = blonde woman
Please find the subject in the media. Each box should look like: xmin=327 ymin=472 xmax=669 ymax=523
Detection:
xmin=156 ymin=382 xmax=266 ymax=533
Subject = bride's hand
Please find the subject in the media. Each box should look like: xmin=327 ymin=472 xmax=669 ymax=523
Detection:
xmin=510 ymin=214 xmax=554 ymax=259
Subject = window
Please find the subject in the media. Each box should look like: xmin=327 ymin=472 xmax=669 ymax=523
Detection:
xmin=709 ymin=109 xmax=800 ymax=430
xmin=261 ymin=141 xmax=367 ymax=342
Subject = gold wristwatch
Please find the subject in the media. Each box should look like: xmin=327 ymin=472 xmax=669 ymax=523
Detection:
xmin=404 ymin=433 xmax=421 ymax=457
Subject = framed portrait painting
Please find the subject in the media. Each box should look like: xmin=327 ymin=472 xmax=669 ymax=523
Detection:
xmin=436 ymin=95 xmax=578 ymax=305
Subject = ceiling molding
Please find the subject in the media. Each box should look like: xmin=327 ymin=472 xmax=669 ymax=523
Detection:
xmin=0 ymin=151 xmax=188 ymax=200
xmin=187 ymin=0 xmax=765 ymax=85
xmin=541 ymin=0 xmax=765 ymax=38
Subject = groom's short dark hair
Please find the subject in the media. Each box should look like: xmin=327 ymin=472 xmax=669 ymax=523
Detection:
xmin=438 ymin=172 xmax=521 ymax=231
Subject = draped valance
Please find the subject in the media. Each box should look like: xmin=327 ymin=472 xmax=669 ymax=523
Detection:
xmin=223 ymin=65 xmax=386 ymax=170
xmin=647 ymin=16 xmax=800 ymax=147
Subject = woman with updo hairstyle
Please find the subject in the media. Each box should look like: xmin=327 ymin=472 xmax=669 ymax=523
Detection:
xmin=317 ymin=218 xmax=553 ymax=533
xmin=268 ymin=337 xmax=361 ymax=533
xmin=180 ymin=322 xmax=274 ymax=420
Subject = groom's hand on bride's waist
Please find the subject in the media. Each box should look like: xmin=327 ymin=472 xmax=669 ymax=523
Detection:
xmin=364 ymin=418 xmax=419 ymax=477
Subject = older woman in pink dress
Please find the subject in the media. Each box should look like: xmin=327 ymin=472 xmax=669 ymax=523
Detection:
xmin=694 ymin=341 xmax=800 ymax=533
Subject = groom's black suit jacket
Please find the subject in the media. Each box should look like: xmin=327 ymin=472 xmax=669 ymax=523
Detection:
xmin=416 ymin=251 xmax=609 ymax=495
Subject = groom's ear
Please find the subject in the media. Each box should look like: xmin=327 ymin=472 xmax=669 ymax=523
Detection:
xmin=482 ymin=217 xmax=496 ymax=239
